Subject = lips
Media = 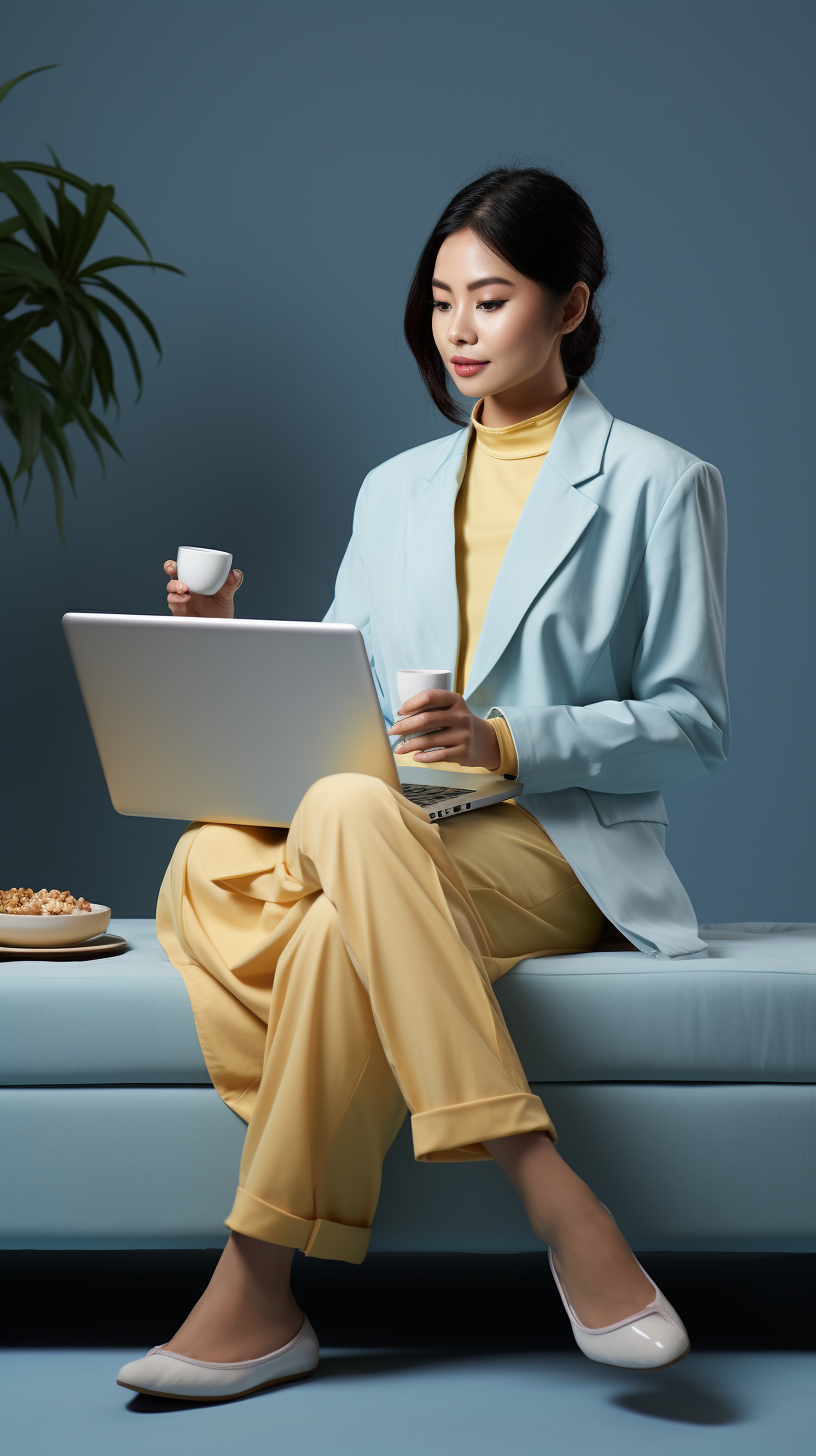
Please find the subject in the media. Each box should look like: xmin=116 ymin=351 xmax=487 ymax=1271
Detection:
xmin=451 ymin=356 xmax=489 ymax=377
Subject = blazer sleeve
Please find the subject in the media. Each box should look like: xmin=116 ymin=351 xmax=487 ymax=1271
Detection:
xmin=496 ymin=462 xmax=731 ymax=796
xmin=323 ymin=479 xmax=389 ymax=716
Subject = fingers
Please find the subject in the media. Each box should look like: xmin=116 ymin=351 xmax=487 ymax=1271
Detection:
xmin=389 ymin=697 xmax=461 ymax=755
xmin=394 ymin=730 xmax=465 ymax=756
xmin=388 ymin=691 xmax=498 ymax=769
xmin=389 ymin=706 xmax=461 ymax=739
xmin=389 ymin=714 xmax=430 ymax=738
xmin=398 ymin=688 xmax=456 ymax=717
xmin=165 ymin=560 xmax=189 ymax=614
xmin=387 ymin=691 xmax=460 ymax=743
xmin=412 ymin=746 xmax=465 ymax=763
xmin=167 ymin=577 xmax=191 ymax=614
xmin=215 ymin=568 xmax=243 ymax=601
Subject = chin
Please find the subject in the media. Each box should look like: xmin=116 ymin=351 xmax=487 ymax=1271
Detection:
xmin=450 ymin=377 xmax=484 ymax=399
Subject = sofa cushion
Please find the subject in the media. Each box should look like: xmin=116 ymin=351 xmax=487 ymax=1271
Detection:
xmin=1 ymin=920 xmax=814 ymax=1087
xmin=496 ymin=923 xmax=816 ymax=1082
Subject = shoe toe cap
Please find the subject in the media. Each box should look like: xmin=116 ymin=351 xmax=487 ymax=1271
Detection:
xmin=116 ymin=1353 xmax=187 ymax=1394
xmin=575 ymin=1311 xmax=690 ymax=1369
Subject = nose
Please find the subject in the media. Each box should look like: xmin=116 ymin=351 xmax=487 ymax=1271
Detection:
xmin=447 ymin=303 xmax=477 ymax=347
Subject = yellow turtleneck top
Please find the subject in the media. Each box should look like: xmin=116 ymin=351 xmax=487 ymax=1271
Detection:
xmin=402 ymin=390 xmax=573 ymax=778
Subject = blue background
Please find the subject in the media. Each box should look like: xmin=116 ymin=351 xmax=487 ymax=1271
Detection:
xmin=1 ymin=0 xmax=813 ymax=919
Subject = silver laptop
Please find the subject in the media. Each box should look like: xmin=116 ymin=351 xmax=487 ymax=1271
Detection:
xmin=62 ymin=614 xmax=522 ymax=825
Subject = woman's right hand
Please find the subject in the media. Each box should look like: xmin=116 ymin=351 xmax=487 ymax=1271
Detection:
xmin=164 ymin=560 xmax=244 ymax=618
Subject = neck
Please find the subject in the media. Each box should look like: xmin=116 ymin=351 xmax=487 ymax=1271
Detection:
xmin=479 ymin=359 xmax=571 ymax=429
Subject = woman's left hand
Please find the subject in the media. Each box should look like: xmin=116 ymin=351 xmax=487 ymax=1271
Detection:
xmin=388 ymin=689 xmax=501 ymax=770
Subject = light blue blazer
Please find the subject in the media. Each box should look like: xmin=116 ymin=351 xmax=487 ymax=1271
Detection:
xmin=325 ymin=381 xmax=730 ymax=959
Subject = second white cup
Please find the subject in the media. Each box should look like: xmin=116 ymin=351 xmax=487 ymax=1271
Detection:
xmin=396 ymin=668 xmax=452 ymax=745
xmin=176 ymin=546 xmax=233 ymax=596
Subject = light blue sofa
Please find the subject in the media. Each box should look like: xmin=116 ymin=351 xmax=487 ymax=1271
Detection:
xmin=1 ymin=922 xmax=814 ymax=1253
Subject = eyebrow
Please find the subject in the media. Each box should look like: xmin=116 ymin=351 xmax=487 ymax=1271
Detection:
xmin=431 ymin=276 xmax=517 ymax=292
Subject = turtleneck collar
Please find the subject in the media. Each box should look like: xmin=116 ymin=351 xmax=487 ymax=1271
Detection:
xmin=470 ymin=391 xmax=573 ymax=460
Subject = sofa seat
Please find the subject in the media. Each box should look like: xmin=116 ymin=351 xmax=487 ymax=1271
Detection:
xmin=1 ymin=922 xmax=814 ymax=1086
xmin=1 ymin=921 xmax=814 ymax=1254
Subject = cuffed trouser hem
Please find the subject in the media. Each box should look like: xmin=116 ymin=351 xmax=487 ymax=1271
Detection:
xmin=411 ymin=1091 xmax=556 ymax=1162
xmin=225 ymin=1186 xmax=371 ymax=1264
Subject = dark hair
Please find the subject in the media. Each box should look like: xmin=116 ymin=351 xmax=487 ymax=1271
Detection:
xmin=404 ymin=167 xmax=607 ymax=424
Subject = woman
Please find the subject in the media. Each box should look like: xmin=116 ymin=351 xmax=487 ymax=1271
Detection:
xmin=118 ymin=168 xmax=729 ymax=1401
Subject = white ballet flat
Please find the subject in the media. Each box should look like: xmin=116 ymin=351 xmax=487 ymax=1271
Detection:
xmin=117 ymin=1315 xmax=319 ymax=1401
xmin=548 ymin=1248 xmax=690 ymax=1370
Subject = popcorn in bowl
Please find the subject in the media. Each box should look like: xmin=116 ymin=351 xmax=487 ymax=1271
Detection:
xmin=1 ymin=887 xmax=93 ymax=917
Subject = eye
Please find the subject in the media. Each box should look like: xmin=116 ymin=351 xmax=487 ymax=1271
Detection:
xmin=432 ymin=299 xmax=451 ymax=311
xmin=477 ymin=299 xmax=506 ymax=311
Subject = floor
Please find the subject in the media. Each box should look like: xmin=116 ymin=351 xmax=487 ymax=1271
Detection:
xmin=4 ymin=1348 xmax=815 ymax=1456
xmin=2 ymin=1253 xmax=814 ymax=1456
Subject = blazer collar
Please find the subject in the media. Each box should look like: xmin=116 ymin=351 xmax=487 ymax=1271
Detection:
xmin=544 ymin=377 xmax=613 ymax=486
xmin=419 ymin=378 xmax=612 ymax=491
xmin=409 ymin=381 xmax=614 ymax=696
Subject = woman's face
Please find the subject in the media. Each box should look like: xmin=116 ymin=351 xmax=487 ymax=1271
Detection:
xmin=431 ymin=228 xmax=588 ymax=417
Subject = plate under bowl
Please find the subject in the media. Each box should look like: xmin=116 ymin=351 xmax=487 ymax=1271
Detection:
xmin=0 ymin=903 xmax=111 ymax=948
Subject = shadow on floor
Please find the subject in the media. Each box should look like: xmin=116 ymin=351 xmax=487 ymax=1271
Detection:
xmin=117 ymin=1354 xmax=750 ymax=1428
xmin=1 ymin=1251 xmax=814 ymax=1353
xmin=611 ymin=1381 xmax=744 ymax=1425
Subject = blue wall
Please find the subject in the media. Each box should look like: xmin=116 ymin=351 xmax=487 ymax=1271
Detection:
xmin=2 ymin=1 xmax=813 ymax=920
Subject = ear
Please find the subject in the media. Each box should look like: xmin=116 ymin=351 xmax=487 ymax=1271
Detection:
xmin=560 ymin=281 xmax=590 ymax=336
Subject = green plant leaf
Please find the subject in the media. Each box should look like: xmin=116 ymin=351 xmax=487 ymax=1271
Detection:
xmin=0 ymin=272 xmax=28 ymax=294
xmin=67 ymin=291 xmax=117 ymax=405
xmin=49 ymin=301 xmax=80 ymax=375
xmin=90 ymin=334 xmax=117 ymax=413
xmin=37 ymin=433 xmax=65 ymax=541
xmin=51 ymin=303 xmax=94 ymax=408
xmin=0 ymin=215 xmax=25 ymax=241
xmin=0 ymin=287 xmax=30 ymax=315
xmin=37 ymin=390 xmax=76 ymax=488
xmin=88 ymin=294 xmax=143 ymax=397
xmin=82 ymin=274 xmax=163 ymax=355
xmin=87 ymin=408 xmax=124 ymax=457
xmin=0 ymin=160 xmax=56 ymax=259
xmin=78 ymin=184 xmax=116 ymax=257
xmin=0 ymin=457 xmax=18 ymax=527
xmin=21 ymin=337 xmax=71 ymax=396
xmin=66 ymin=183 xmax=116 ymax=275
xmin=1 ymin=71 xmax=180 ymax=532
xmin=69 ymin=395 xmax=109 ymax=472
xmin=0 ymin=239 xmax=65 ymax=300
xmin=8 ymin=160 xmax=158 ymax=261
xmin=25 ymin=333 xmax=116 ymax=440
xmin=10 ymin=370 xmax=43 ymax=478
xmin=78 ymin=255 xmax=184 ymax=278
xmin=0 ymin=66 xmax=58 ymax=108
xmin=46 ymin=182 xmax=85 ymax=269
xmin=0 ymin=308 xmax=48 ymax=368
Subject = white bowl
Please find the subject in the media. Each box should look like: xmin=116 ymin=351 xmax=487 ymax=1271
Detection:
xmin=0 ymin=903 xmax=111 ymax=949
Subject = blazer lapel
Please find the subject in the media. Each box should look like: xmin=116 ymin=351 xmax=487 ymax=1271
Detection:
xmin=463 ymin=382 xmax=614 ymax=699
xmin=405 ymin=428 xmax=470 ymax=677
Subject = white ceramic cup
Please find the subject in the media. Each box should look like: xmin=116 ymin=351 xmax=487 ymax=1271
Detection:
xmin=176 ymin=546 xmax=233 ymax=597
xmin=396 ymin=668 xmax=452 ymax=744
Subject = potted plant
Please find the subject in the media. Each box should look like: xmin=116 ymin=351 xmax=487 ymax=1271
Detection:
xmin=0 ymin=66 xmax=181 ymax=536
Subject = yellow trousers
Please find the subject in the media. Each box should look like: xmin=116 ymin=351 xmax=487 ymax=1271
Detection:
xmin=156 ymin=774 xmax=604 ymax=1263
